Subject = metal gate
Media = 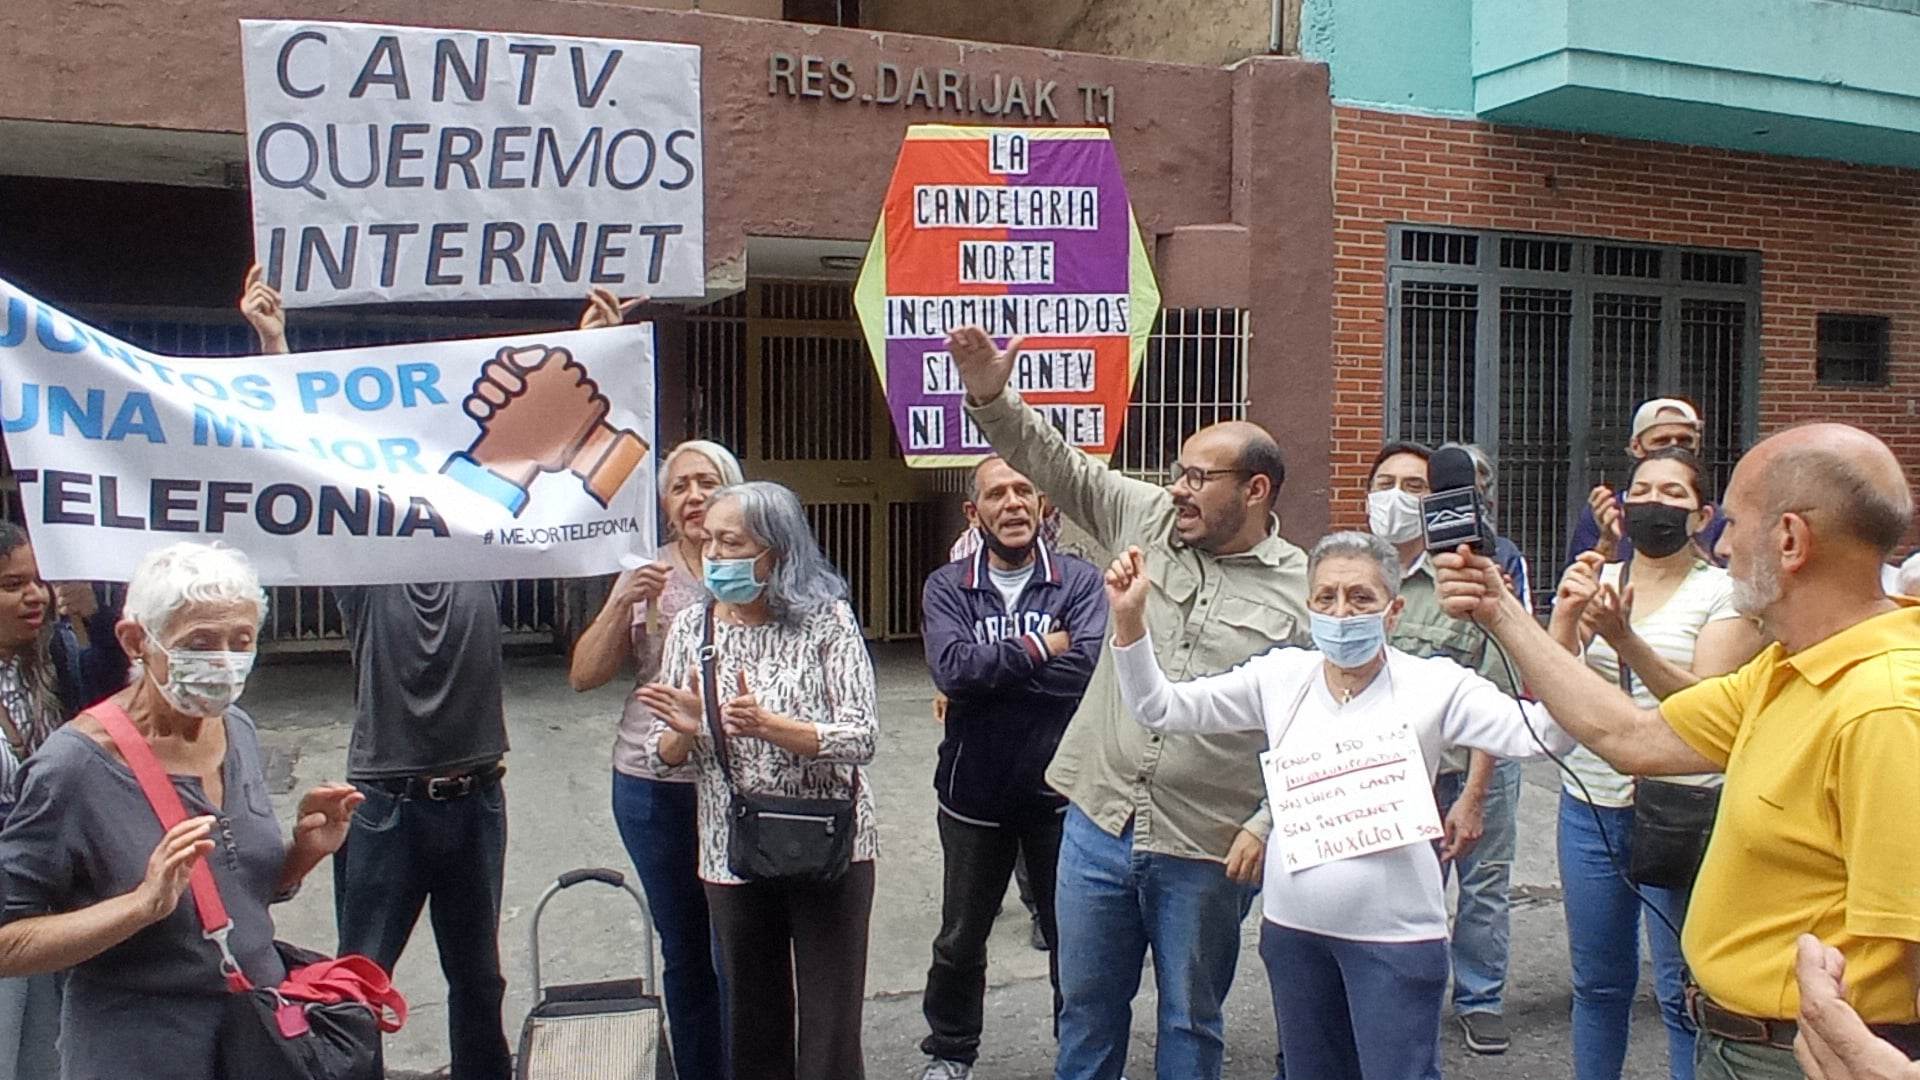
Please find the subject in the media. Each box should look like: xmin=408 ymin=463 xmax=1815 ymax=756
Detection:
xmin=685 ymin=282 xmax=946 ymax=640
xmin=4 ymin=307 xmax=578 ymax=651
xmin=684 ymin=290 xmax=1254 ymax=638
xmin=1386 ymin=227 xmax=1760 ymax=605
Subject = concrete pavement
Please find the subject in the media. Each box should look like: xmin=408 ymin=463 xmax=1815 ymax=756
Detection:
xmin=249 ymin=644 xmax=1676 ymax=1078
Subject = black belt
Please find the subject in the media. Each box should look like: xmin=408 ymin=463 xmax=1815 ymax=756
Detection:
xmin=365 ymin=764 xmax=505 ymax=802
xmin=1689 ymin=987 xmax=1920 ymax=1058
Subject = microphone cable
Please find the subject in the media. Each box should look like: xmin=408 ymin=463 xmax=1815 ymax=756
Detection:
xmin=1473 ymin=625 xmax=1688 ymax=947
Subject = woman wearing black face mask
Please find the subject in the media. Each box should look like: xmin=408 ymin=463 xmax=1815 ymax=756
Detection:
xmin=1546 ymin=448 xmax=1768 ymax=1080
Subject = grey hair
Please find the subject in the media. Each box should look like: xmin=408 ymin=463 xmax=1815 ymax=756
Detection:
xmin=123 ymin=542 xmax=267 ymax=640
xmin=709 ymin=481 xmax=849 ymax=624
xmin=657 ymin=439 xmax=745 ymax=492
xmin=1441 ymin=441 xmax=1496 ymax=499
xmin=1308 ymin=531 xmax=1403 ymax=600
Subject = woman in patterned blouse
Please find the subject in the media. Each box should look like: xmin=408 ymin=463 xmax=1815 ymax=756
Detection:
xmin=639 ymin=480 xmax=879 ymax=1080
xmin=570 ymin=439 xmax=744 ymax=1080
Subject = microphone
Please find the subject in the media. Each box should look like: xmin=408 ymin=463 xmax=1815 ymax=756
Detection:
xmin=1423 ymin=446 xmax=1496 ymax=555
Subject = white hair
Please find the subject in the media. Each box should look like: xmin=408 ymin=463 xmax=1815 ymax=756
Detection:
xmin=658 ymin=440 xmax=745 ymax=492
xmin=123 ymin=542 xmax=267 ymax=640
xmin=1308 ymin=531 xmax=1403 ymax=599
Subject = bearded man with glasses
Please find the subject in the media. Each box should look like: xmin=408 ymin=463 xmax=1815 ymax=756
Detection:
xmin=946 ymin=326 xmax=1309 ymax=1080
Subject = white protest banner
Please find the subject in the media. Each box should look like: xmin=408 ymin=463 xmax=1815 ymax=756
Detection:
xmin=241 ymin=19 xmax=705 ymax=306
xmin=1264 ymin=723 xmax=1444 ymax=873
xmin=0 ymin=274 xmax=656 ymax=585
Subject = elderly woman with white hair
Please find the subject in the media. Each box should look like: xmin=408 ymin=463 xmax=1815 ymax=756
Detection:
xmin=638 ymin=480 xmax=879 ymax=1080
xmin=569 ymin=438 xmax=746 ymax=1079
xmin=1102 ymin=531 xmax=1578 ymax=1080
xmin=0 ymin=542 xmax=361 ymax=1080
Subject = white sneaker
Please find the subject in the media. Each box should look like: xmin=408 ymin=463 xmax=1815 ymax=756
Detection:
xmin=919 ymin=1059 xmax=972 ymax=1080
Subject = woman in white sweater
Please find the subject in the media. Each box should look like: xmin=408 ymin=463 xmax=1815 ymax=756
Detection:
xmin=1104 ymin=530 xmax=1576 ymax=1080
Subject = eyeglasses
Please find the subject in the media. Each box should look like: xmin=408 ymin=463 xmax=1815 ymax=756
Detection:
xmin=1167 ymin=465 xmax=1251 ymax=492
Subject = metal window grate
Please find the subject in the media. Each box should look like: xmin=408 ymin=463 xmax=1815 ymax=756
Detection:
xmin=1399 ymin=229 xmax=1480 ymax=267
xmin=1681 ymin=252 xmax=1749 ymax=286
xmin=1592 ymin=244 xmax=1663 ymax=279
xmin=805 ymin=502 xmax=873 ymax=629
xmin=686 ymin=303 xmax=748 ymax=452
xmin=1499 ymin=238 xmax=1573 ymax=273
xmin=1497 ymin=288 xmax=1574 ymax=608
xmin=1816 ymin=313 xmax=1891 ymax=386
xmin=1679 ymin=300 xmax=1748 ymax=498
xmin=760 ymin=335 xmax=874 ymax=461
xmin=760 ymin=281 xmax=855 ymax=322
xmin=887 ymin=501 xmax=940 ymax=637
xmin=1387 ymin=225 xmax=1759 ymax=594
xmin=1114 ymin=308 xmax=1251 ymax=478
xmin=1395 ymin=282 xmax=1479 ymax=448
xmin=1586 ymin=293 xmax=1665 ymax=497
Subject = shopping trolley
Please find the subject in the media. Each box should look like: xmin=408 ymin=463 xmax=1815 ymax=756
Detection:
xmin=516 ymin=868 xmax=676 ymax=1080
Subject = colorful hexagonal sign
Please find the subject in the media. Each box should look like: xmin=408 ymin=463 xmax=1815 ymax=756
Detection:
xmin=853 ymin=124 xmax=1161 ymax=467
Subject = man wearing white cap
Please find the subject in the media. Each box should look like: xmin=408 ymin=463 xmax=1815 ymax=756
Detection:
xmin=1565 ymin=397 xmax=1728 ymax=566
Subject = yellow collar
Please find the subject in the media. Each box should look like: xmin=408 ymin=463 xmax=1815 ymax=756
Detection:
xmin=1782 ymin=598 xmax=1920 ymax=687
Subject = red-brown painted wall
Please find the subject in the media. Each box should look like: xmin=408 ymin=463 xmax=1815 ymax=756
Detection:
xmin=0 ymin=0 xmax=1245 ymax=278
xmin=0 ymin=2 xmax=1339 ymax=536
xmin=1330 ymin=107 xmax=1920 ymax=533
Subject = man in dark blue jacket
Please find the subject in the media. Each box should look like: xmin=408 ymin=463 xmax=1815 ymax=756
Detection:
xmin=916 ymin=456 xmax=1108 ymax=1080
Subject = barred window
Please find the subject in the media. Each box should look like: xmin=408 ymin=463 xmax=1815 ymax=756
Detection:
xmin=1388 ymin=227 xmax=1759 ymax=605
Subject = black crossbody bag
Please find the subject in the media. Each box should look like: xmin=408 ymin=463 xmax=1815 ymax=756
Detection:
xmin=699 ymin=604 xmax=856 ymax=884
xmin=1613 ymin=562 xmax=1722 ymax=890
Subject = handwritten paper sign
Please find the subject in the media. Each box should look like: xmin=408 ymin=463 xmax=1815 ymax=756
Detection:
xmin=241 ymin=19 xmax=705 ymax=306
xmin=852 ymin=125 xmax=1160 ymax=467
xmin=1265 ymin=723 xmax=1444 ymax=873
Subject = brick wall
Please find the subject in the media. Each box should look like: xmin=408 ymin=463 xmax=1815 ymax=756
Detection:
xmin=1330 ymin=107 xmax=1920 ymax=534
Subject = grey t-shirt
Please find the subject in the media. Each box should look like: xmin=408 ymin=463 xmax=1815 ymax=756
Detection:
xmin=0 ymin=708 xmax=289 ymax=1080
xmin=335 ymin=583 xmax=509 ymax=780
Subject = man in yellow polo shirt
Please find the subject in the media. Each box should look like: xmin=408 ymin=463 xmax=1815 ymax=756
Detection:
xmin=1434 ymin=422 xmax=1920 ymax=1080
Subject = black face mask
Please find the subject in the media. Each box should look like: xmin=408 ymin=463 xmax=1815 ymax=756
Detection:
xmin=1625 ymin=502 xmax=1694 ymax=559
xmin=979 ymin=525 xmax=1035 ymax=565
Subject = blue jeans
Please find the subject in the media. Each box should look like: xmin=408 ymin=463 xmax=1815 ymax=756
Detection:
xmin=1558 ymin=792 xmax=1695 ymax=1080
xmin=1052 ymin=807 xmax=1255 ymax=1080
xmin=335 ymin=778 xmax=512 ymax=1080
xmin=1258 ymin=921 xmax=1448 ymax=1080
xmin=613 ymin=772 xmax=729 ymax=1080
xmin=1433 ymin=759 xmax=1520 ymax=1015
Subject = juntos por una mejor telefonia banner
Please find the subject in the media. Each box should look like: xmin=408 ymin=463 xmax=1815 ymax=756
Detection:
xmin=0 ymin=275 xmax=657 ymax=585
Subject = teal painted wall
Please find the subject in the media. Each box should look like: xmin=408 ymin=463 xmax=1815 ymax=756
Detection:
xmin=1299 ymin=0 xmax=1475 ymax=115
xmin=1303 ymin=0 xmax=1920 ymax=166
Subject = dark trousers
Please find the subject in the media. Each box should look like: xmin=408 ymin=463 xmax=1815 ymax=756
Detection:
xmin=706 ymin=860 xmax=875 ymax=1080
xmin=335 ymin=779 xmax=512 ymax=1080
xmin=1258 ymin=920 xmax=1448 ymax=1080
xmin=612 ymin=772 xmax=729 ymax=1080
xmin=922 ymin=809 xmax=1063 ymax=1065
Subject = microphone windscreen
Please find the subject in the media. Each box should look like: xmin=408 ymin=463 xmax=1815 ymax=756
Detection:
xmin=1429 ymin=446 xmax=1478 ymax=495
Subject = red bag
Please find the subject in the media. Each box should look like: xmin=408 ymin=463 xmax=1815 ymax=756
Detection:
xmin=92 ymin=703 xmax=405 ymax=1078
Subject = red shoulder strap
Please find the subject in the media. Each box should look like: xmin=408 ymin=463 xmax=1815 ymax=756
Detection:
xmin=88 ymin=703 xmax=250 ymax=990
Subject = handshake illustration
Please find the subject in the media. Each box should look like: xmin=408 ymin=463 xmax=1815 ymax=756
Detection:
xmin=440 ymin=344 xmax=650 ymax=517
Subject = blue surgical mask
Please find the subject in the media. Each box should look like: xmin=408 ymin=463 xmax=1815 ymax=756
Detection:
xmin=703 ymin=556 xmax=766 ymax=604
xmin=1309 ymin=611 xmax=1388 ymax=669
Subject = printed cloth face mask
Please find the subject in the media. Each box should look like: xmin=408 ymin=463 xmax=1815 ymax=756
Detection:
xmin=1367 ymin=488 xmax=1425 ymax=545
xmin=151 ymin=646 xmax=256 ymax=718
xmin=1309 ymin=611 xmax=1388 ymax=669
xmin=704 ymin=556 xmax=767 ymax=604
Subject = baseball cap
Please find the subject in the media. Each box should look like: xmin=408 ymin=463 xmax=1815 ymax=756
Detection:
xmin=1630 ymin=398 xmax=1702 ymax=441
